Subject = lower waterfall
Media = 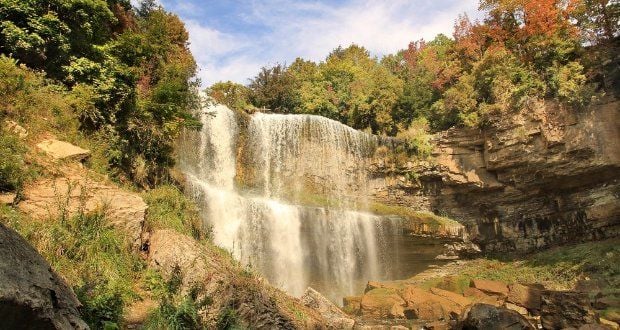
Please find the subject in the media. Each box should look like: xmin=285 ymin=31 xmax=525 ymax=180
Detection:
xmin=178 ymin=104 xmax=436 ymax=303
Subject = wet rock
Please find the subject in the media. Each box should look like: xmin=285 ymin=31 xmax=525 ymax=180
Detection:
xmin=457 ymin=303 xmax=535 ymax=330
xmin=540 ymin=290 xmax=599 ymax=329
xmin=470 ymin=279 xmax=509 ymax=297
xmin=36 ymin=139 xmax=90 ymax=161
xmin=0 ymin=223 xmax=88 ymax=329
xmin=301 ymin=287 xmax=354 ymax=329
xmin=507 ymin=283 xmax=542 ymax=310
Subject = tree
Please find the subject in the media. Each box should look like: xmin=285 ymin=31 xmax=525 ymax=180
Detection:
xmin=248 ymin=64 xmax=299 ymax=113
xmin=208 ymin=81 xmax=251 ymax=110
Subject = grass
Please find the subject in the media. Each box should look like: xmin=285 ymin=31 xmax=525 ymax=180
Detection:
xmin=420 ymin=238 xmax=620 ymax=294
xmin=142 ymin=184 xmax=208 ymax=240
xmin=0 ymin=205 xmax=143 ymax=329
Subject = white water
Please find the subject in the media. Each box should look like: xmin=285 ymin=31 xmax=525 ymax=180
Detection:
xmin=179 ymin=104 xmax=399 ymax=302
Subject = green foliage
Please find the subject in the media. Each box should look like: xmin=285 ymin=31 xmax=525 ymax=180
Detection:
xmin=0 ymin=207 xmax=142 ymax=329
xmin=395 ymin=117 xmax=433 ymax=158
xmin=421 ymin=238 xmax=620 ymax=293
xmin=549 ymin=61 xmax=596 ymax=108
xmin=142 ymin=184 xmax=206 ymax=240
xmin=0 ymin=1 xmax=200 ymax=187
xmin=0 ymin=127 xmax=26 ymax=192
xmin=216 ymin=307 xmax=242 ymax=330
xmin=207 ymin=81 xmax=253 ymax=111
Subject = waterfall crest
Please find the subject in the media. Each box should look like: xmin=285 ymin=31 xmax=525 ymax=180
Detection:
xmin=179 ymin=104 xmax=401 ymax=302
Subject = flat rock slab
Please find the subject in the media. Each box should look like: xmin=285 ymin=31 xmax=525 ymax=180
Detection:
xmin=18 ymin=175 xmax=147 ymax=249
xmin=36 ymin=139 xmax=90 ymax=161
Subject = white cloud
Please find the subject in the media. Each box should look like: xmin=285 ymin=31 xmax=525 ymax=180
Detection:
xmin=182 ymin=0 xmax=480 ymax=86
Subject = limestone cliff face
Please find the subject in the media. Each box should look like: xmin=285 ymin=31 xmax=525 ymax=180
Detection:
xmin=372 ymin=99 xmax=620 ymax=252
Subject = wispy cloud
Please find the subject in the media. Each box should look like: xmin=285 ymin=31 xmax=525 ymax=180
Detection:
xmin=161 ymin=0 xmax=480 ymax=86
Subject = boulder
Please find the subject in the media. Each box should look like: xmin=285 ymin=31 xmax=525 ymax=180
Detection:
xmin=19 ymin=175 xmax=147 ymax=249
xmin=301 ymin=287 xmax=354 ymax=329
xmin=5 ymin=120 xmax=27 ymax=138
xmin=360 ymin=288 xmax=406 ymax=319
xmin=463 ymin=287 xmax=503 ymax=306
xmin=430 ymin=287 xmax=472 ymax=307
xmin=401 ymin=286 xmax=461 ymax=321
xmin=470 ymin=279 xmax=509 ymax=297
xmin=507 ymin=283 xmax=542 ymax=310
xmin=540 ymin=290 xmax=599 ymax=329
xmin=343 ymin=295 xmax=362 ymax=315
xmin=457 ymin=303 xmax=535 ymax=330
xmin=0 ymin=223 xmax=88 ymax=329
xmin=505 ymin=302 xmax=528 ymax=316
xmin=36 ymin=139 xmax=90 ymax=161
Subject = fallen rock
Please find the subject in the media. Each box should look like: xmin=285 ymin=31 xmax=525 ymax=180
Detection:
xmin=600 ymin=318 xmax=619 ymax=330
xmin=430 ymin=287 xmax=472 ymax=307
xmin=470 ymin=279 xmax=509 ymax=297
xmin=5 ymin=120 xmax=27 ymax=138
xmin=507 ymin=283 xmax=542 ymax=310
xmin=343 ymin=295 xmax=362 ymax=315
xmin=463 ymin=288 xmax=503 ymax=306
xmin=457 ymin=303 xmax=535 ymax=330
xmin=0 ymin=223 xmax=88 ymax=329
xmin=505 ymin=302 xmax=528 ymax=316
xmin=360 ymin=288 xmax=406 ymax=319
xmin=401 ymin=286 xmax=461 ymax=321
xmin=540 ymin=290 xmax=599 ymax=329
xmin=301 ymin=287 xmax=354 ymax=329
xmin=148 ymin=229 xmax=325 ymax=328
xmin=36 ymin=139 xmax=90 ymax=161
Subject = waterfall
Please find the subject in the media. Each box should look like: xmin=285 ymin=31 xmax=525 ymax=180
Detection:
xmin=179 ymin=104 xmax=405 ymax=302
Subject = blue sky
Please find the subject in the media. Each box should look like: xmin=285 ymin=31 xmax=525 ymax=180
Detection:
xmin=144 ymin=1 xmax=482 ymax=86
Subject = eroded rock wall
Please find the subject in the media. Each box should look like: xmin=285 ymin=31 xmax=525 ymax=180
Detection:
xmin=371 ymin=100 xmax=620 ymax=252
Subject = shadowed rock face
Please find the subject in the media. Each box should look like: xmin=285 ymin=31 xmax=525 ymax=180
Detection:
xmin=371 ymin=100 xmax=620 ymax=253
xmin=0 ymin=223 xmax=87 ymax=329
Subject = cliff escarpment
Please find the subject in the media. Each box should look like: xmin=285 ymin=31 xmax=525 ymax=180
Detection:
xmin=372 ymin=99 xmax=620 ymax=253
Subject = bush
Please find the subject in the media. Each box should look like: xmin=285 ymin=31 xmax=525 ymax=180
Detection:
xmin=0 ymin=128 xmax=26 ymax=192
xmin=396 ymin=117 xmax=433 ymax=158
xmin=142 ymin=185 xmax=206 ymax=240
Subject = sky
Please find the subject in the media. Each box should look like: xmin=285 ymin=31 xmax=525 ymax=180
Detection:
xmin=143 ymin=0 xmax=482 ymax=86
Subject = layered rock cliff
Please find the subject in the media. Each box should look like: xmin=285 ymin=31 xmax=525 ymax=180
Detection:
xmin=372 ymin=99 xmax=620 ymax=252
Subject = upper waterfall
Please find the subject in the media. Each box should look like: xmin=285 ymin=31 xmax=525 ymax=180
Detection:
xmin=177 ymin=104 xmax=432 ymax=302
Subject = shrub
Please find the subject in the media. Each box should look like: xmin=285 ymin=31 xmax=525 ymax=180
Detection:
xmin=396 ymin=117 xmax=433 ymax=158
xmin=142 ymin=185 xmax=207 ymax=240
xmin=0 ymin=128 xmax=26 ymax=192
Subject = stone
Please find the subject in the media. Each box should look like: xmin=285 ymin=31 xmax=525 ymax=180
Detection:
xmin=430 ymin=287 xmax=472 ymax=307
xmin=0 ymin=222 xmax=88 ymax=329
xmin=148 ymin=229 xmax=324 ymax=328
xmin=18 ymin=175 xmax=147 ymax=249
xmin=599 ymin=318 xmax=619 ymax=330
xmin=4 ymin=120 xmax=27 ymax=138
xmin=0 ymin=192 xmax=16 ymax=205
xmin=457 ymin=303 xmax=535 ymax=330
xmin=463 ymin=287 xmax=503 ymax=306
xmin=507 ymin=283 xmax=542 ymax=310
xmin=505 ymin=302 xmax=528 ymax=315
xmin=470 ymin=279 xmax=509 ymax=297
xmin=400 ymin=286 xmax=462 ymax=321
xmin=36 ymin=139 xmax=90 ymax=161
xmin=360 ymin=288 xmax=406 ymax=319
xmin=301 ymin=287 xmax=355 ymax=329
xmin=540 ymin=290 xmax=599 ymax=329
xmin=343 ymin=295 xmax=362 ymax=315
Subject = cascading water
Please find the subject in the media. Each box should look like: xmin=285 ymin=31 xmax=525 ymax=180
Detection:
xmin=178 ymin=104 xmax=430 ymax=302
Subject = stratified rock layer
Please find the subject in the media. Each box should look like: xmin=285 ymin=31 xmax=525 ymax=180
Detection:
xmin=372 ymin=100 xmax=620 ymax=252
xmin=0 ymin=223 xmax=88 ymax=329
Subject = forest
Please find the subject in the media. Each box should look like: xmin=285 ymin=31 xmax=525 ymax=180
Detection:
xmin=209 ymin=0 xmax=619 ymax=137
